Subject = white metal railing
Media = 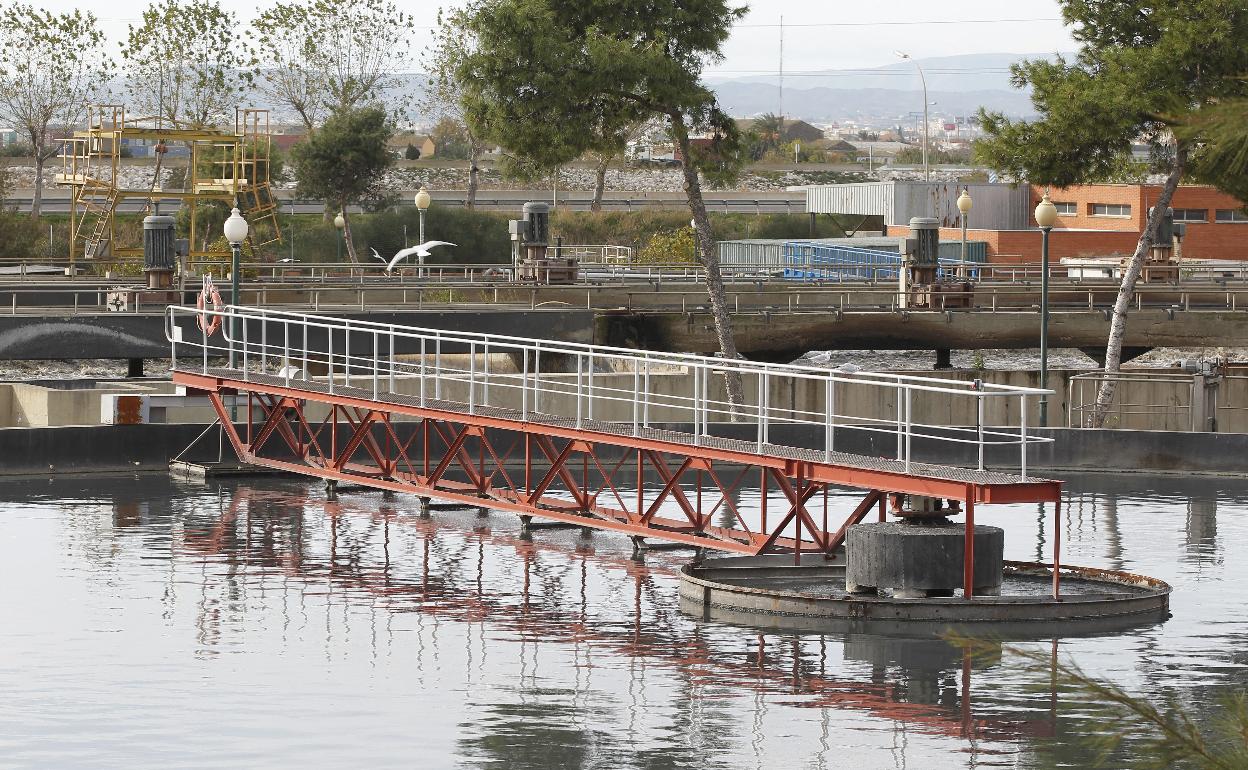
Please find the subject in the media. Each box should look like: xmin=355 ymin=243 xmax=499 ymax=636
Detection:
xmin=166 ymin=304 xmax=1054 ymax=479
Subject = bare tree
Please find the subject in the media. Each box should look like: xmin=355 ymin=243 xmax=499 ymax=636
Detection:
xmin=252 ymin=0 xmax=415 ymax=129
xmin=0 ymin=5 xmax=112 ymax=218
xmin=424 ymin=15 xmax=488 ymax=209
xmin=122 ymin=0 xmax=250 ymax=129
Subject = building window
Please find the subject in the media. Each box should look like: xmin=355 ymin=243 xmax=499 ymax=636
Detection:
xmin=1091 ymin=203 xmax=1131 ymax=217
xmin=1173 ymin=208 xmax=1208 ymax=223
xmin=1215 ymin=209 xmax=1248 ymax=223
xmin=1054 ymin=201 xmax=1076 ymax=215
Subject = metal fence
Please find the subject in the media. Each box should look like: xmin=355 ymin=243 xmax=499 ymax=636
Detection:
xmin=166 ymin=304 xmax=1054 ymax=478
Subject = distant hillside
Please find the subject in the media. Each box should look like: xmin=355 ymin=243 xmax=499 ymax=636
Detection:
xmin=708 ymin=52 xmax=1065 ymax=121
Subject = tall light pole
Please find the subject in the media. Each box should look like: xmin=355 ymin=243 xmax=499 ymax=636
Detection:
xmin=415 ymin=186 xmax=431 ymax=277
xmin=223 ymin=207 xmax=249 ymax=369
xmin=1034 ymin=192 xmax=1058 ymax=427
xmin=957 ymin=188 xmax=972 ymax=279
xmin=334 ymin=211 xmax=345 ymax=262
xmin=895 ymin=51 xmax=929 ymax=182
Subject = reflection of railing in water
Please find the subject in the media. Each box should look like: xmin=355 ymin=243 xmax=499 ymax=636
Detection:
xmin=172 ymin=483 xmax=1058 ymax=743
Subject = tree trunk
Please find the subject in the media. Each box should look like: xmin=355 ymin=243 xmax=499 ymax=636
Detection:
xmin=466 ymin=145 xmax=480 ymax=210
xmin=1091 ymin=146 xmax=1187 ymax=427
xmin=30 ymin=149 xmax=45 ymax=218
xmin=591 ymin=158 xmax=608 ymax=212
xmin=341 ymin=207 xmax=360 ymax=265
xmin=671 ymin=113 xmax=744 ymax=412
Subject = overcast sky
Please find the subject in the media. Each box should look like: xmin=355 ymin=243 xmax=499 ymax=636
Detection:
xmin=42 ymin=0 xmax=1077 ymax=76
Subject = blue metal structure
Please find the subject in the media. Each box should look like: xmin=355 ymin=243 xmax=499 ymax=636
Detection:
xmin=782 ymin=242 xmax=982 ymax=282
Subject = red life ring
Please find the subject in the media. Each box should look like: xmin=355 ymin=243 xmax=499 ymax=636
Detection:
xmin=197 ymin=279 xmax=223 ymax=336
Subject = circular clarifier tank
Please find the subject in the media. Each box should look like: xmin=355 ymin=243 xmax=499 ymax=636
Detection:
xmin=679 ymin=555 xmax=1172 ymax=638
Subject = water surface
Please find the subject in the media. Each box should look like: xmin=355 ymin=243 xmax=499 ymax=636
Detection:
xmin=1 ymin=473 xmax=1245 ymax=768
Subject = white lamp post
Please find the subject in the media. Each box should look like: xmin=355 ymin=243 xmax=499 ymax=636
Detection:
xmin=333 ymin=211 xmax=345 ymax=262
xmin=895 ymin=51 xmax=929 ymax=182
xmin=223 ymin=207 xmax=248 ymax=369
xmin=415 ymin=187 xmax=431 ymax=276
xmin=1034 ymin=192 xmax=1059 ymax=427
xmin=956 ymin=188 xmax=973 ymax=278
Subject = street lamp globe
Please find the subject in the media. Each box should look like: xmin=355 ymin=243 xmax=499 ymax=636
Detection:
xmin=415 ymin=186 xmax=431 ymax=211
xmin=956 ymin=188 xmax=973 ymax=216
xmin=333 ymin=212 xmax=346 ymax=230
xmin=223 ymin=207 xmax=249 ymax=244
xmin=1035 ymin=192 xmax=1058 ymax=229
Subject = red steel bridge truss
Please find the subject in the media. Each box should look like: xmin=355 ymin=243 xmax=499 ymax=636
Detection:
xmin=168 ymin=305 xmax=1064 ymax=597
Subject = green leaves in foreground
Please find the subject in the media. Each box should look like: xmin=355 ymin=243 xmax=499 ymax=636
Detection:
xmin=953 ymin=634 xmax=1248 ymax=769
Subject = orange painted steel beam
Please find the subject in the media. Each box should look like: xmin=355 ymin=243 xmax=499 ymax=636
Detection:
xmin=184 ymin=369 xmax=1062 ymax=557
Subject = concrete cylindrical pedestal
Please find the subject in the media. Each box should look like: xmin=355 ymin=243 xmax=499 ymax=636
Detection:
xmin=846 ymin=521 xmax=1004 ymax=598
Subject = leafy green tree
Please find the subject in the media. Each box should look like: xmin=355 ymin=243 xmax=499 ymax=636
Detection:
xmin=290 ymin=106 xmax=394 ymax=263
xmin=751 ymin=113 xmax=784 ymax=155
xmin=251 ymin=0 xmax=415 ymax=131
xmin=1181 ymin=93 xmax=1248 ymax=203
xmin=122 ymin=0 xmax=249 ymax=129
xmin=976 ymin=0 xmax=1248 ymax=425
xmin=449 ymin=0 xmax=750 ymax=406
xmin=0 ymin=5 xmax=112 ymax=218
xmin=404 ymin=143 xmax=421 ymax=161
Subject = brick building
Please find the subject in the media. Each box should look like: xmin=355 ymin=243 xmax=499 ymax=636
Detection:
xmin=802 ymin=181 xmax=1248 ymax=263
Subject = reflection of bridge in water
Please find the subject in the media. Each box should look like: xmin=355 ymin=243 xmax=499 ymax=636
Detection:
xmin=167 ymin=482 xmax=1061 ymax=745
xmin=169 ymin=304 xmax=1064 ymax=598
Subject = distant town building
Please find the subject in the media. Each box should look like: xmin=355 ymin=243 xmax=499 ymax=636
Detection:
xmin=387 ymin=131 xmax=437 ymax=159
xmin=800 ymin=181 xmax=1248 ymax=262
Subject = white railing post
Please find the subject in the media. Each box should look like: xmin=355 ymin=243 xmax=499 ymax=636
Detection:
xmin=327 ymin=326 xmax=335 ymax=395
xmin=1020 ymin=395 xmax=1029 ymax=481
xmin=977 ymin=394 xmax=985 ymax=471
xmin=388 ymin=327 xmax=396 ymax=394
xmin=534 ymin=345 xmax=542 ymax=414
xmin=576 ymin=354 xmax=584 ymax=429
xmin=904 ymin=386 xmax=912 ymax=473
xmin=587 ymin=353 xmax=594 ymax=422
xmin=242 ymin=314 xmax=250 ymax=382
xmin=895 ymin=384 xmax=903 ymax=461
xmin=372 ymin=331 xmax=379 ymax=400
xmin=824 ymin=376 xmax=834 ymax=462
xmin=521 ymin=347 xmax=529 ymax=421
xmin=434 ymin=337 xmax=442 ymax=401
xmin=344 ymin=324 xmax=351 ymax=389
xmin=283 ymin=321 xmax=290 ymax=386
xmin=643 ymin=358 xmax=651 ymax=428
xmin=419 ymin=337 xmax=427 ymax=407
xmin=762 ymin=371 xmax=770 ymax=447
xmin=469 ymin=342 xmax=477 ymax=414
xmin=483 ymin=342 xmax=490 ymax=406
xmin=692 ymin=364 xmax=701 ymax=445
xmin=632 ymin=364 xmax=640 ymax=437
xmin=757 ymin=371 xmax=765 ymax=452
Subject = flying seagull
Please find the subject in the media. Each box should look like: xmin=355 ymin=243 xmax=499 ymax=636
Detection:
xmin=383 ymin=241 xmax=456 ymax=274
xmin=370 ymin=247 xmax=386 ymax=263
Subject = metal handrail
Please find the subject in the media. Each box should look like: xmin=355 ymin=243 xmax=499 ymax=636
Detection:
xmin=167 ymin=304 xmax=1054 ymax=478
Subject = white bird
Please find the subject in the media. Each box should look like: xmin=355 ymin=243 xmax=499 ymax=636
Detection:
xmin=277 ymin=257 xmax=297 ymax=263
xmin=383 ymin=241 xmax=456 ymax=274
xmin=370 ymin=247 xmax=386 ymax=263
